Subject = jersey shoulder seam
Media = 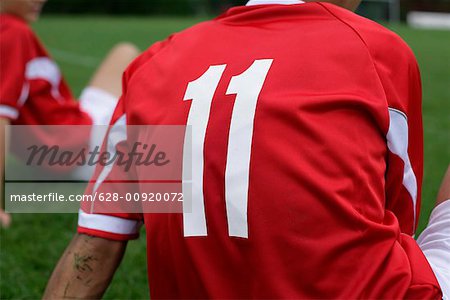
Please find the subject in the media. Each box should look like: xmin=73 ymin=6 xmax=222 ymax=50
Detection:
xmin=315 ymin=2 xmax=389 ymax=106
xmin=130 ymin=20 xmax=216 ymax=82
xmin=128 ymin=33 xmax=179 ymax=84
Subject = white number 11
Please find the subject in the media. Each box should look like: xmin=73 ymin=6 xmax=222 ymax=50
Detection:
xmin=182 ymin=59 xmax=273 ymax=238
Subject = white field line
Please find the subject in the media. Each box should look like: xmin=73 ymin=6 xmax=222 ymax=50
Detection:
xmin=48 ymin=47 xmax=100 ymax=68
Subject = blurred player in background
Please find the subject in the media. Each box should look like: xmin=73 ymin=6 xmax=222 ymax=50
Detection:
xmin=0 ymin=0 xmax=140 ymax=227
xmin=44 ymin=0 xmax=450 ymax=298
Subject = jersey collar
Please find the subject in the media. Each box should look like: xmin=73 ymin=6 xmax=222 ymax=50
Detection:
xmin=246 ymin=0 xmax=305 ymax=6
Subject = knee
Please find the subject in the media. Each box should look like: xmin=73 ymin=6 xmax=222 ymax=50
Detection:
xmin=110 ymin=42 xmax=140 ymax=60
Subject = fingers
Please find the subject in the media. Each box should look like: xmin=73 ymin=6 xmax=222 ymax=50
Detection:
xmin=0 ymin=209 xmax=11 ymax=228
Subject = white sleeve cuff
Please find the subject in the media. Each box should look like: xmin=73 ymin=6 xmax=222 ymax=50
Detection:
xmin=0 ymin=105 xmax=19 ymax=120
xmin=78 ymin=209 xmax=141 ymax=235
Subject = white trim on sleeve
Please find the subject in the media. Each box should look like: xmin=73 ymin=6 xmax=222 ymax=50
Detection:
xmin=17 ymin=82 xmax=30 ymax=107
xmin=92 ymin=114 xmax=127 ymax=194
xmin=386 ymin=107 xmax=418 ymax=232
xmin=0 ymin=105 xmax=19 ymax=119
xmin=78 ymin=209 xmax=141 ymax=235
xmin=25 ymin=57 xmax=62 ymax=101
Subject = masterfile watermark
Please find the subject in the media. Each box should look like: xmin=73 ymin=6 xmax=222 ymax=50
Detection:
xmin=26 ymin=142 xmax=170 ymax=172
xmin=4 ymin=125 xmax=192 ymax=213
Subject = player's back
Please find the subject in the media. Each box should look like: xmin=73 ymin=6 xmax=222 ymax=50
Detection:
xmin=122 ymin=2 xmax=441 ymax=299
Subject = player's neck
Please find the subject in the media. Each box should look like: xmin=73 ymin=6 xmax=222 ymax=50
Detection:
xmin=302 ymin=0 xmax=359 ymax=11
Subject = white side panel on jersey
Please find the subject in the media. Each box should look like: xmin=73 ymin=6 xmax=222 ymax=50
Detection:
xmin=225 ymin=59 xmax=273 ymax=238
xmin=183 ymin=65 xmax=227 ymax=237
xmin=0 ymin=105 xmax=19 ymax=119
xmin=91 ymin=114 xmax=127 ymax=199
xmin=387 ymin=108 xmax=418 ymax=231
xmin=78 ymin=209 xmax=141 ymax=235
xmin=17 ymin=82 xmax=30 ymax=107
xmin=25 ymin=57 xmax=62 ymax=100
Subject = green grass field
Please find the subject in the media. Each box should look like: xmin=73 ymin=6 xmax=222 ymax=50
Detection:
xmin=1 ymin=16 xmax=449 ymax=299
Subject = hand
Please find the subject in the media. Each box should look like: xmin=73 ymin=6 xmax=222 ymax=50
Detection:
xmin=0 ymin=208 xmax=11 ymax=228
xmin=436 ymin=165 xmax=450 ymax=207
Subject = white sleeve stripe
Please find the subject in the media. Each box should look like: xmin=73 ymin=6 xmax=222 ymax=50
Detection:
xmin=387 ymin=108 xmax=418 ymax=232
xmin=17 ymin=82 xmax=30 ymax=107
xmin=26 ymin=57 xmax=62 ymax=101
xmin=0 ymin=105 xmax=19 ymax=119
xmin=78 ymin=209 xmax=141 ymax=235
xmin=92 ymin=114 xmax=127 ymax=194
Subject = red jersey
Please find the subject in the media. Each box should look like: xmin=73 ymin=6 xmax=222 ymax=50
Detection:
xmin=0 ymin=14 xmax=91 ymax=125
xmin=78 ymin=2 xmax=442 ymax=299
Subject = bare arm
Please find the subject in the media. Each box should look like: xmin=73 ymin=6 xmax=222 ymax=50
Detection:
xmin=436 ymin=165 xmax=450 ymax=207
xmin=0 ymin=117 xmax=11 ymax=227
xmin=43 ymin=233 xmax=127 ymax=299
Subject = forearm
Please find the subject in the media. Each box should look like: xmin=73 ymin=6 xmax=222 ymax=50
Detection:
xmin=0 ymin=118 xmax=11 ymax=227
xmin=43 ymin=233 xmax=127 ymax=299
xmin=1 ymin=118 xmax=9 ymax=204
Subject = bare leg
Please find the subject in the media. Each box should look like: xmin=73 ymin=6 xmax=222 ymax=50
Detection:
xmin=88 ymin=42 xmax=140 ymax=98
xmin=437 ymin=165 xmax=450 ymax=207
xmin=79 ymin=42 xmax=140 ymax=124
xmin=73 ymin=43 xmax=139 ymax=180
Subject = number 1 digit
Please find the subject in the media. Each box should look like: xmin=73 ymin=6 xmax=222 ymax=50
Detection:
xmin=225 ymin=59 xmax=273 ymax=238
xmin=183 ymin=59 xmax=273 ymax=238
xmin=183 ymin=65 xmax=226 ymax=237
